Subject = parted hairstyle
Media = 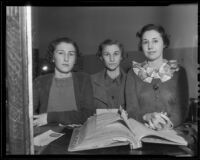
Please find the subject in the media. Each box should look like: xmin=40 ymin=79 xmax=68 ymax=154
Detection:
xmin=96 ymin=39 xmax=125 ymax=60
xmin=136 ymin=24 xmax=170 ymax=52
xmin=46 ymin=37 xmax=81 ymax=64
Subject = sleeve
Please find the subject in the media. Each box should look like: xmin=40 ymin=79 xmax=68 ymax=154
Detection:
xmin=78 ymin=74 xmax=95 ymax=122
xmin=47 ymin=111 xmax=87 ymax=124
xmin=125 ymin=70 xmax=143 ymax=122
xmin=169 ymin=66 xmax=189 ymax=127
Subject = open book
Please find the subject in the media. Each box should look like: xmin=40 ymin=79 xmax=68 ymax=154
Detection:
xmin=68 ymin=109 xmax=187 ymax=152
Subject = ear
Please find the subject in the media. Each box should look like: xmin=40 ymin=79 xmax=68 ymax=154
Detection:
xmin=52 ymin=55 xmax=55 ymax=62
xmin=99 ymin=56 xmax=104 ymax=61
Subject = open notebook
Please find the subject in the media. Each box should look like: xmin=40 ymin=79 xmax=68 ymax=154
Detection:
xmin=68 ymin=109 xmax=187 ymax=152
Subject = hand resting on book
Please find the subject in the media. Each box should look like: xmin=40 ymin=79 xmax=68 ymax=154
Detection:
xmin=143 ymin=112 xmax=173 ymax=130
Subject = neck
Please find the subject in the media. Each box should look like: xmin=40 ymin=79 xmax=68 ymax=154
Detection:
xmin=106 ymin=67 xmax=120 ymax=79
xmin=54 ymin=69 xmax=72 ymax=78
xmin=147 ymin=57 xmax=164 ymax=70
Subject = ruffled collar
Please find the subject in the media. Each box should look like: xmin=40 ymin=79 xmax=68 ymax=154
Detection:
xmin=132 ymin=59 xmax=179 ymax=83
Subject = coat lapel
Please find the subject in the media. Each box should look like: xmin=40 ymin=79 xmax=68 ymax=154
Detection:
xmin=92 ymin=70 xmax=109 ymax=104
xmin=72 ymin=72 xmax=81 ymax=110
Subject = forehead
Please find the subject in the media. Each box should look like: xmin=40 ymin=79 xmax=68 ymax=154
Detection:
xmin=55 ymin=42 xmax=75 ymax=50
xmin=142 ymin=30 xmax=162 ymax=39
xmin=103 ymin=44 xmax=121 ymax=51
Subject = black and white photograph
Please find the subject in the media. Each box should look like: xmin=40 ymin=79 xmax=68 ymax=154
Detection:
xmin=5 ymin=3 xmax=198 ymax=158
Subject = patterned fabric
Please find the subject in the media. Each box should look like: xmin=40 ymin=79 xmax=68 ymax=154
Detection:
xmin=132 ymin=59 xmax=179 ymax=83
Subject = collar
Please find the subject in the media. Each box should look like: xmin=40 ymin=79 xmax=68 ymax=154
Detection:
xmin=132 ymin=59 xmax=179 ymax=83
xmin=104 ymin=70 xmax=122 ymax=85
xmin=93 ymin=68 xmax=125 ymax=86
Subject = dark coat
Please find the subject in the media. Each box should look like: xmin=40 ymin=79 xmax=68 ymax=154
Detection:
xmin=91 ymin=69 xmax=126 ymax=109
xmin=33 ymin=72 xmax=94 ymax=124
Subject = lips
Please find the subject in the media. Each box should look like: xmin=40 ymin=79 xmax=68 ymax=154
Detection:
xmin=108 ymin=63 xmax=116 ymax=66
xmin=148 ymin=51 xmax=156 ymax=54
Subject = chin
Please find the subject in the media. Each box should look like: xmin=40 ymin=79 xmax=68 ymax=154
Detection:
xmin=58 ymin=68 xmax=73 ymax=73
xmin=107 ymin=67 xmax=118 ymax=71
xmin=147 ymin=56 xmax=159 ymax=61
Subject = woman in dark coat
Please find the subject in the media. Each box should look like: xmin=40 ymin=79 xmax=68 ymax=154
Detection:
xmin=91 ymin=39 xmax=127 ymax=110
xmin=33 ymin=37 xmax=94 ymax=126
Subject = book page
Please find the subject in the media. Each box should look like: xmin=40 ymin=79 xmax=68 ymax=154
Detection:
xmin=68 ymin=113 xmax=136 ymax=151
xmin=78 ymin=112 xmax=122 ymax=141
xmin=128 ymin=118 xmax=187 ymax=146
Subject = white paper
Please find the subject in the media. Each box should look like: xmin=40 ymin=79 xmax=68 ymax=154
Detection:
xmin=96 ymin=109 xmax=118 ymax=115
xmin=59 ymin=123 xmax=82 ymax=128
xmin=34 ymin=130 xmax=64 ymax=146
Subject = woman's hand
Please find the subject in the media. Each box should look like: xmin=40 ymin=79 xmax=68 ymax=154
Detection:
xmin=33 ymin=113 xmax=47 ymax=127
xmin=143 ymin=112 xmax=173 ymax=130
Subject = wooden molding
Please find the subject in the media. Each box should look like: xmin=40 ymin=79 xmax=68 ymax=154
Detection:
xmin=6 ymin=6 xmax=32 ymax=154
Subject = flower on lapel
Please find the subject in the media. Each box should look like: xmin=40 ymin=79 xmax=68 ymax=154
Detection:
xmin=138 ymin=69 xmax=148 ymax=80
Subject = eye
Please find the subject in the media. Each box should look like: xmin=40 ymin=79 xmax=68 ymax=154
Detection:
xmin=103 ymin=52 xmax=109 ymax=56
xmin=142 ymin=40 xmax=148 ymax=45
xmin=55 ymin=50 xmax=64 ymax=55
xmin=69 ymin=51 xmax=76 ymax=56
xmin=114 ymin=52 xmax=120 ymax=56
xmin=153 ymin=39 xmax=158 ymax=43
xmin=57 ymin=51 xmax=64 ymax=54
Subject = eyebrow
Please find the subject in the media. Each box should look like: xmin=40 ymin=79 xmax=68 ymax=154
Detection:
xmin=55 ymin=50 xmax=76 ymax=52
xmin=143 ymin=37 xmax=159 ymax=40
xmin=103 ymin=50 xmax=120 ymax=53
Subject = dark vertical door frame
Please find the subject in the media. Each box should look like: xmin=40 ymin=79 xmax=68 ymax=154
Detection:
xmin=6 ymin=6 xmax=33 ymax=154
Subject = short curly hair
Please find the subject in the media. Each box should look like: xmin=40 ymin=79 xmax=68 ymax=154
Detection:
xmin=136 ymin=24 xmax=170 ymax=52
xmin=46 ymin=37 xmax=81 ymax=64
xmin=96 ymin=39 xmax=125 ymax=60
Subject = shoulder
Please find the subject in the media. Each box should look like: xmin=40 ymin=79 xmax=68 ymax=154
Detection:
xmin=120 ymin=68 xmax=127 ymax=77
xmin=166 ymin=60 xmax=186 ymax=75
xmin=127 ymin=67 xmax=137 ymax=77
xmin=34 ymin=73 xmax=54 ymax=84
xmin=173 ymin=65 xmax=187 ymax=79
xmin=178 ymin=65 xmax=186 ymax=72
xmin=91 ymin=70 xmax=104 ymax=81
xmin=73 ymin=71 xmax=91 ymax=82
xmin=73 ymin=71 xmax=90 ymax=77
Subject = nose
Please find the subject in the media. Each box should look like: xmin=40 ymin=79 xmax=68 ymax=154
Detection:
xmin=109 ymin=55 xmax=114 ymax=62
xmin=64 ymin=53 xmax=69 ymax=62
xmin=148 ymin=42 xmax=153 ymax=50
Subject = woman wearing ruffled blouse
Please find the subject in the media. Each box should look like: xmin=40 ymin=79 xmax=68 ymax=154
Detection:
xmin=125 ymin=24 xmax=189 ymax=130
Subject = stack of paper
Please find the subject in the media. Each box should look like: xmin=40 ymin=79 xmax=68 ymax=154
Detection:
xmin=34 ymin=130 xmax=64 ymax=146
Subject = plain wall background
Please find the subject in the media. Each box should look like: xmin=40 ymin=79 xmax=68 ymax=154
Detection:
xmin=32 ymin=5 xmax=197 ymax=56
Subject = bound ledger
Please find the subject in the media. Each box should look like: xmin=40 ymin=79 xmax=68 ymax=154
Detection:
xmin=68 ymin=109 xmax=187 ymax=152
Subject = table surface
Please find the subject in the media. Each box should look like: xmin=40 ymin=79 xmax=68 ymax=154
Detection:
xmin=34 ymin=125 xmax=197 ymax=156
